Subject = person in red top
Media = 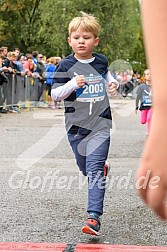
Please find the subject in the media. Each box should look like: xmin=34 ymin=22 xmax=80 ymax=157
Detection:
xmin=23 ymin=54 xmax=36 ymax=76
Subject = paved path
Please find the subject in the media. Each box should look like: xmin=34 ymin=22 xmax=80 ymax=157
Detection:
xmin=0 ymin=98 xmax=166 ymax=246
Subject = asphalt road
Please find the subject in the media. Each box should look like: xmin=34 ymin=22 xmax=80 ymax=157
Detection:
xmin=0 ymin=98 xmax=166 ymax=246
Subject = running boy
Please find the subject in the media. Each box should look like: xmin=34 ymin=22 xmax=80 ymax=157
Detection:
xmin=135 ymin=69 xmax=152 ymax=136
xmin=51 ymin=12 xmax=118 ymax=236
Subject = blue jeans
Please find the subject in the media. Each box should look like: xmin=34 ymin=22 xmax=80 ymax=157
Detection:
xmin=67 ymin=130 xmax=110 ymax=215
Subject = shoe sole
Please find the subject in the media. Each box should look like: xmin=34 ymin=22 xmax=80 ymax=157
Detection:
xmin=104 ymin=161 xmax=110 ymax=177
xmin=82 ymin=225 xmax=100 ymax=236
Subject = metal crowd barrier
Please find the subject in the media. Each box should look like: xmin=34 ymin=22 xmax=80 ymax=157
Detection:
xmin=0 ymin=74 xmax=41 ymax=109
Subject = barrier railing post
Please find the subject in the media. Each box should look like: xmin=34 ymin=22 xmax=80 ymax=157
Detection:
xmin=11 ymin=74 xmax=15 ymax=107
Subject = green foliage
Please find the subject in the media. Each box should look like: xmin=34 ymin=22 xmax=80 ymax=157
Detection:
xmin=0 ymin=0 xmax=42 ymax=52
xmin=0 ymin=0 xmax=146 ymax=73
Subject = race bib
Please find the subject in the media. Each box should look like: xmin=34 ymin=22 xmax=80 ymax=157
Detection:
xmin=142 ymin=95 xmax=152 ymax=106
xmin=76 ymin=74 xmax=105 ymax=102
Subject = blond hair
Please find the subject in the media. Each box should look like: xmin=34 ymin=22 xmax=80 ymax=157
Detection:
xmin=68 ymin=11 xmax=101 ymax=38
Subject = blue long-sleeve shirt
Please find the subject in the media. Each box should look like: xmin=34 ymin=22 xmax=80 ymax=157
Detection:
xmin=46 ymin=64 xmax=56 ymax=85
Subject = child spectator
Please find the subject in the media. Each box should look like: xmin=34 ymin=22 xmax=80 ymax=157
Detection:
xmin=135 ymin=69 xmax=152 ymax=136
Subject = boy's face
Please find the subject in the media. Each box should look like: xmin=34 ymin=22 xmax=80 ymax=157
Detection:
xmin=68 ymin=28 xmax=99 ymax=60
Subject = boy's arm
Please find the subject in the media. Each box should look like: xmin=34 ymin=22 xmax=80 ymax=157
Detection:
xmin=51 ymin=75 xmax=86 ymax=101
xmin=51 ymin=78 xmax=78 ymax=101
xmin=105 ymin=71 xmax=119 ymax=96
xmin=135 ymin=85 xmax=142 ymax=111
xmin=105 ymin=71 xmax=119 ymax=89
xmin=135 ymin=94 xmax=140 ymax=111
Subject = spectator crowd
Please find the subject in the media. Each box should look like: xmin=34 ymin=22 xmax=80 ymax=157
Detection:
xmin=0 ymin=46 xmax=62 ymax=110
xmin=0 ymin=46 xmax=145 ymax=112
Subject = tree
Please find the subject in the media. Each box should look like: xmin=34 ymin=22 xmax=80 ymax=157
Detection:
xmin=0 ymin=0 xmax=42 ymax=52
xmin=0 ymin=0 xmax=146 ymax=72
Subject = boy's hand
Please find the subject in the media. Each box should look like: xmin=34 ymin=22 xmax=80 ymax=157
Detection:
xmin=108 ymin=82 xmax=117 ymax=96
xmin=75 ymin=75 xmax=86 ymax=87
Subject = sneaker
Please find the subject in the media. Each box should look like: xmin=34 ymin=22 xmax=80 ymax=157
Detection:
xmin=104 ymin=161 xmax=110 ymax=177
xmin=82 ymin=214 xmax=101 ymax=236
